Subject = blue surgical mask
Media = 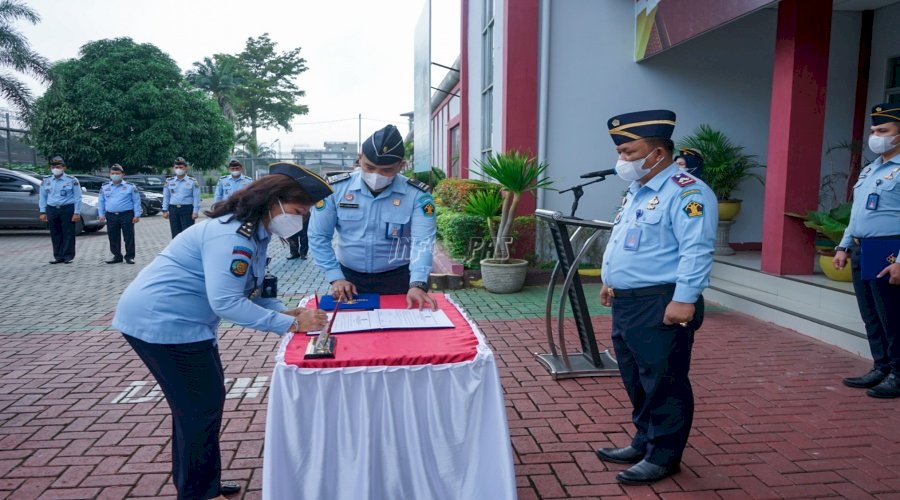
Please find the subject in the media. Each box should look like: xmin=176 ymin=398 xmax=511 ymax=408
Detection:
xmin=110 ymin=174 xmax=123 ymax=182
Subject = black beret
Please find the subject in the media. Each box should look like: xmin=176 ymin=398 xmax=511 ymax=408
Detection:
xmin=871 ymin=103 xmax=900 ymax=125
xmin=50 ymin=156 xmax=65 ymax=166
xmin=174 ymin=157 xmax=187 ymax=165
xmin=110 ymin=163 xmax=124 ymax=171
xmin=607 ymin=109 xmax=676 ymax=146
xmin=362 ymin=124 xmax=405 ymax=166
xmin=269 ymin=162 xmax=333 ymax=203
xmin=228 ymin=159 xmax=243 ymax=167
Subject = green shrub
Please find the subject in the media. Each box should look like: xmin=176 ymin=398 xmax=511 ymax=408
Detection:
xmin=433 ymin=178 xmax=493 ymax=212
xmin=508 ymin=215 xmax=536 ymax=262
xmin=436 ymin=211 xmax=488 ymax=259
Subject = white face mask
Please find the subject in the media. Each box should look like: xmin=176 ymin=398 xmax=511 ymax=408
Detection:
xmin=110 ymin=174 xmax=123 ymax=182
xmin=362 ymin=171 xmax=394 ymax=191
xmin=268 ymin=199 xmax=305 ymax=238
xmin=868 ymin=134 xmax=899 ymax=155
xmin=174 ymin=168 xmax=186 ymax=176
xmin=615 ymin=152 xmax=662 ymax=182
xmin=51 ymin=168 xmax=63 ymax=176
xmin=230 ymin=170 xmax=242 ymax=178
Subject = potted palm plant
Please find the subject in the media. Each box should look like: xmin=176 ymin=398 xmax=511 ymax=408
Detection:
xmin=470 ymin=150 xmax=552 ymax=293
xmin=677 ymin=124 xmax=764 ymax=221
xmin=786 ymin=203 xmax=852 ymax=282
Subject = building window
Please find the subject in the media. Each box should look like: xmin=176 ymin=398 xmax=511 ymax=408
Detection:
xmin=887 ymin=55 xmax=900 ymax=103
xmin=481 ymin=0 xmax=494 ymax=160
xmin=450 ymin=125 xmax=461 ymax=178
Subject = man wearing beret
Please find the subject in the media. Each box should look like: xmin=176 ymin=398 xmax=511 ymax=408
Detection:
xmin=39 ymin=156 xmax=81 ymax=264
xmin=834 ymin=103 xmax=900 ymax=398
xmin=214 ymin=159 xmax=253 ymax=203
xmin=162 ymin=157 xmax=202 ymax=238
xmin=595 ymin=110 xmax=717 ymax=485
xmin=309 ymin=124 xmax=438 ymax=310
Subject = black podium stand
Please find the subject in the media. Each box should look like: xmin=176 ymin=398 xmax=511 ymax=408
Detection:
xmin=533 ymin=209 xmax=619 ymax=378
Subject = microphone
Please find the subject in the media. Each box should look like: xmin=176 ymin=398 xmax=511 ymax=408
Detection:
xmin=580 ymin=168 xmax=616 ymax=179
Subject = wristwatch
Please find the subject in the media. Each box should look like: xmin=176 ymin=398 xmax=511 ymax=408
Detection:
xmin=834 ymin=246 xmax=849 ymax=253
xmin=410 ymin=281 xmax=429 ymax=292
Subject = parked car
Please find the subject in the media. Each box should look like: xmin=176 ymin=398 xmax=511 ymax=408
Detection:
xmin=0 ymin=168 xmax=105 ymax=233
xmin=73 ymin=174 xmax=161 ymax=216
xmin=124 ymin=174 xmax=168 ymax=193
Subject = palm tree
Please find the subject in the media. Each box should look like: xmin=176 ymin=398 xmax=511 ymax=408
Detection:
xmin=186 ymin=54 xmax=241 ymax=123
xmin=0 ymin=0 xmax=51 ymax=117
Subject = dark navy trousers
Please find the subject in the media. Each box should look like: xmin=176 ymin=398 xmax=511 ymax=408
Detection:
xmin=168 ymin=205 xmax=195 ymax=238
xmin=46 ymin=204 xmax=76 ymax=261
xmin=123 ymin=335 xmax=225 ymax=500
xmin=851 ymin=254 xmax=900 ymax=374
xmin=105 ymin=210 xmax=135 ymax=260
xmin=611 ymin=290 xmax=703 ymax=467
xmin=340 ymin=264 xmax=410 ymax=295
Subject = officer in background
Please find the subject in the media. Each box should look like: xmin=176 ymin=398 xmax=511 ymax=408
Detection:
xmin=309 ymin=124 xmax=438 ymax=310
xmin=214 ymin=159 xmax=253 ymax=203
xmin=38 ymin=156 xmax=81 ymax=264
xmin=835 ymin=103 xmax=900 ymax=399
xmin=674 ymin=147 xmax=705 ymax=180
xmin=285 ymin=213 xmax=310 ymax=260
xmin=98 ymin=164 xmax=142 ymax=264
xmin=162 ymin=157 xmax=201 ymax=238
xmin=595 ymin=110 xmax=717 ymax=485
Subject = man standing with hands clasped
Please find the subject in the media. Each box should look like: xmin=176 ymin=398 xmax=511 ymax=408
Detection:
xmin=98 ymin=164 xmax=141 ymax=264
xmin=162 ymin=157 xmax=201 ymax=238
xmin=596 ymin=110 xmax=717 ymax=485
xmin=834 ymin=103 xmax=900 ymax=399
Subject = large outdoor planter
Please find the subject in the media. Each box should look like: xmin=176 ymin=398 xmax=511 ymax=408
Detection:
xmin=819 ymin=253 xmax=851 ymax=282
xmin=718 ymin=199 xmax=742 ymax=221
xmin=480 ymin=258 xmax=529 ymax=293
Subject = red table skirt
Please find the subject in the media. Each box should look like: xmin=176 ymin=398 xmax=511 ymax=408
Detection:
xmin=282 ymin=293 xmax=479 ymax=368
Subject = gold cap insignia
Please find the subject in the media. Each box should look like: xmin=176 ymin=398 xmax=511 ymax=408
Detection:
xmin=876 ymin=107 xmax=883 ymax=112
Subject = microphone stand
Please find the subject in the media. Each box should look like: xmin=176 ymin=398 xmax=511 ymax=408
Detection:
xmin=558 ymin=176 xmax=610 ymax=218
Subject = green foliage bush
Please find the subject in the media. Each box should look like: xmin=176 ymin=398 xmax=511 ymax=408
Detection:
xmin=433 ymin=178 xmax=492 ymax=212
xmin=436 ymin=211 xmax=488 ymax=260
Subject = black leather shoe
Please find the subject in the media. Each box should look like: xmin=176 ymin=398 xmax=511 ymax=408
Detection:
xmin=867 ymin=373 xmax=900 ymax=399
xmin=125 ymin=258 xmax=135 ymax=264
xmin=300 ymin=254 xmax=308 ymax=260
xmin=616 ymin=459 xmax=680 ymax=485
xmin=49 ymin=260 xmax=63 ymax=264
xmin=63 ymin=259 xmax=74 ymax=264
xmin=219 ymin=480 xmax=241 ymax=494
xmin=596 ymin=446 xmax=644 ymax=464
xmin=286 ymin=254 xmax=301 ymax=260
xmin=106 ymin=258 xmax=123 ymax=264
xmin=843 ymin=369 xmax=888 ymax=388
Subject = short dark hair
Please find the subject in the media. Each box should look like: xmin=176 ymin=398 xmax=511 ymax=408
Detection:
xmin=110 ymin=164 xmax=124 ymax=173
xmin=644 ymin=137 xmax=674 ymax=154
xmin=204 ymin=174 xmax=313 ymax=224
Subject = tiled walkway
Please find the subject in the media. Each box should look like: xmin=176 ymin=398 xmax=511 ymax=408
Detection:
xmin=0 ymin=214 xmax=897 ymax=498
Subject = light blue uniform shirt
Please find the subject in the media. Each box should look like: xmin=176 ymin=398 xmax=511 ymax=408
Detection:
xmin=839 ymin=156 xmax=900 ymax=255
xmin=113 ymin=215 xmax=294 ymax=344
xmin=162 ymin=175 xmax=201 ymax=213
xmin=98 ymin=180 xmax=142 ymax=217
xmin=39 ymin=174 xmax=82 ymax=214
xmin=214 ymin=174 xmax=253 ymax=202
xmin=309 ymin=171 xmax=437 ymax=285
xmin=601 ymin=163 xmax=718 ymax=303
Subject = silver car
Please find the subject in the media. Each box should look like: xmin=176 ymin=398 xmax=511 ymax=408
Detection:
xmin=0 ymin=167 xmax=105 ymax=233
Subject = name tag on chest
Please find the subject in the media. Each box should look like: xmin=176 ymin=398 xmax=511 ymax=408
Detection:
xmin=339 ymin=202 xmax=359 ymax=209
xmin=624 ymin=227 xmax=641 ymax=251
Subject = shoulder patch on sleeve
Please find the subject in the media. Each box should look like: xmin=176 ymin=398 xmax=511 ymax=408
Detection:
xmin=422 ymin=201 xmax=436 ymax=217
xmin=670 ymin=173 xmax=696 ymax=187
xmin=230 ymin=259 xmax=249 ymax=277
xmin=315 ymin=199 xmax=327 ymax=211
xmin=683 ymin=200 xmax=704 ymax=218
xmin=679 ymin=188 xmax=701 ymax=199
xmin=407 ymin=177 xmax=431 ymax=193
xmin=327 ymin=173 xmax=351 ymax=185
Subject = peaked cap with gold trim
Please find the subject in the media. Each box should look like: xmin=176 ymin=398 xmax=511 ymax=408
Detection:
xmin=871 ymin=103 xmax=900 ymax=125
xmin=362 ymin=124 xmax=405 ymax=166
xmin=268 ymin=162 xmax=333 ymax=203
xmin=607 ymin=109 xmax=676 ymax=146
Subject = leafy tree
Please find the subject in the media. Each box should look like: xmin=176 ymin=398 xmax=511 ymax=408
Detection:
xmin=234 ymin=33 xmax=308 ymax=158
xmin=0 ymin=0 xmax=51 ymax=117
xmin=30 ymin=38 xmax=233 ymax=171
xmin=186 ymin=54 xmax=241 ymax=123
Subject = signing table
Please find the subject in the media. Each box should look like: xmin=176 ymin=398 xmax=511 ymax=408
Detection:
xmin=262 ymin=293 xmax=516 ymax=500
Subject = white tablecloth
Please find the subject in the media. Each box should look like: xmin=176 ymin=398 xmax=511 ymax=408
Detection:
xmin=262 ymin=297 xmax=517 ymax=500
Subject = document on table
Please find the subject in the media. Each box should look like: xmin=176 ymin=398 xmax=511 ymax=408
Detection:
xmin=306 ymin=309 xmax=455 ymax=334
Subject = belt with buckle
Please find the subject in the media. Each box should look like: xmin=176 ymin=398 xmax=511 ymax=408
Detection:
xmin=853 ymin=235 xmax=900 ymax=246
xmin=608 ymin=283 xmax=676 ymax=299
